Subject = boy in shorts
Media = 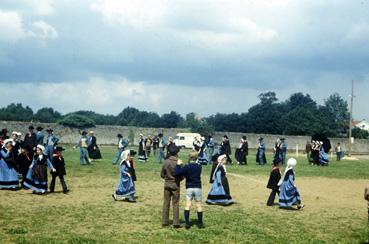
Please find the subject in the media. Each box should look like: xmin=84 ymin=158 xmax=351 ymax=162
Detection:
xmin=175 ymin=150 xmax=204 ymax=229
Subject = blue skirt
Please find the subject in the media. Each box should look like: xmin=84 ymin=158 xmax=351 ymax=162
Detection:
xmin=23 ymin=168 xmax=48 ymax=193
xmin=115 ymin=172 xmax=135 ymax=200
xmin=0 ymin=159 xmax=19 ymax=189
xmin=206 ymin=171 xmax=234 ymax=206
xmin=279 ymin=174 xmax=301 ymax=208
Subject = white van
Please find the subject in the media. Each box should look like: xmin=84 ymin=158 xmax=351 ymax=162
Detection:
xmin=173 ymin=133 xmax=201 ymax=149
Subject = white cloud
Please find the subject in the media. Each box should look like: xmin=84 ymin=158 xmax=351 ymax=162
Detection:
xmin=0 ymin=10 xmax=58 ymax=43
xmin=32 ymin=20 xmax=58 ymax=39
xmin=25 ymin=0 xmax=54 ymax=16
xmin=90 ymin=0 xmax=168 ymax=28
xmin=0 ymin=10 xmax=31 ymax=42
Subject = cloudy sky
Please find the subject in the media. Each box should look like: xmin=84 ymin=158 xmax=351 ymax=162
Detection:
xmin=1 ymin=0 xmax=369 ymax=120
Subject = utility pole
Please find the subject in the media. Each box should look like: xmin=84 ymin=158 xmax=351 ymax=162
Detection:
xmin=348 ymin=80 xmax=354 ymax=157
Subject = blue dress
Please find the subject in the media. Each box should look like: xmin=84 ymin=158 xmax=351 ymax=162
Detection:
xmin=206 ymin=164 xmax=234 ymax=205
xmin=197 ymin=143 xmax=208 ymax=165
xmin=279 ymin=170 xmax=301 ymax=208
xmin=23 ymin=155 xmax=54 ymax=193
xmin=114 ymin=160 xmax=136 ymax=200
xmin=256 ymin=142 xmax=266 ymax=165
xmin=319 ymin=148 xmax=329 ymax=166
xmin=0 ymin=149 xmax=19 ymax=189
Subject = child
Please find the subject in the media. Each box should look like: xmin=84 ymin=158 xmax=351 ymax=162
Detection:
xmin=112 ymin=150 xmax=137 ymax=202
xmin=266 ymin=159 xmax=281 ymax=206
xmin=175 ymin=150 xmax=204 ymax=229
xmin=18 ymin=145 xmax=33 ymax=188
xmin=278 ymin=158 xmax=304 ymax=210
xmin=24 ymin=145 xmax=56 ymax=194
xmin=50 ymin=146 xmax=68 ymax=194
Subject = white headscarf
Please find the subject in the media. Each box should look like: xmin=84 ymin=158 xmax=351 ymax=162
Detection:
xmin=278 ymin=158 xmax=297 ymax=186
xmin=2 ymin=138 xmax=15 ymax=147
xmin=217 ymin=154 xmax=227 ymax=173
xmin=120 ymin=149 xmax=131 ymax=167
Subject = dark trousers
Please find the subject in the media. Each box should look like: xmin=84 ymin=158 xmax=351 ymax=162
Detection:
xmin=267 ymin=189 xmax=279 ymax=206
xmin=50 ymin=174 xmax=68 ymax=192
xmin=162 ymin=186 xmax=180 ymax=226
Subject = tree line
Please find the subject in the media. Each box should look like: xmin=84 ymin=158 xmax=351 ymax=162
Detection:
xmin=0 ymin=92 xmax=367 ymax=138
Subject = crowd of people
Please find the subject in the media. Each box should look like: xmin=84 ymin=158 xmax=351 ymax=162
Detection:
xmin=0 ymin=126 xmax=68 ymax=194
xmin=5 ymin=126 xmax=361 ymax=229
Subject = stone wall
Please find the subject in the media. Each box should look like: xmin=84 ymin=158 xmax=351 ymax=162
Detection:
xmin=1 ymin=121 xmax=368 ymax=154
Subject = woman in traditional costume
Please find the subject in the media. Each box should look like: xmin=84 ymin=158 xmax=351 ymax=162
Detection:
xmin=318 ymin=142 xmax=329 ymax=166
xmin=235 ymin=136 xmax=248 ymax=165
xmin=112 ymin=150 xmax=137 ymax=202
xmin=197 ymin=137 xmax=208 ymax=165
xmin=256 ymin=137 xmax=267 ymax=165
xmin=206 ymin=155 xmax=234 ymax=206
xmin=87 ymin=131 xmax=102 ymax=161
xmin=278 ymin=158 xmax=304 ymax=210
xmin=0 ymin=139 xmax=19 ymax=190
xmin=138 ymin=134 xmax=147 ymax=162
xmin=24 ymin=145 xmax=56 ymax=194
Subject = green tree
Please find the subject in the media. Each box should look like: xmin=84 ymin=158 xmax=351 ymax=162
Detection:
xmin=58 ymin=114 xmax=95 ymax=128
xmin=34 ymin=107 xmax=62 ymax=122
xmin=351 ymin=127 xmax=369 ymax=139
xmin=0 ymin=103 xmax=34 ymax=121
xmin=160 ymin=111 xmax=183 ymax=128
xmin=324 ymin=93 xmax=349 ymax=137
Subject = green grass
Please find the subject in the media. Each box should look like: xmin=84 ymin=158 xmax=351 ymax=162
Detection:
xmin=0 ymin=146 xmax=368 ymax=243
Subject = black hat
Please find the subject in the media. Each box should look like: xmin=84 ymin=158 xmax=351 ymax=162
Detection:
xmin=36 ymin=126 xmax=43 ymax=131
xmin=129 ymin=150 xmax=137 ymax=156
xmin=117 ymin=133 xmax=123 ymax=138
xmin=55 ymin=146 xmax=65 ymax=152
xmin=242 ymin=136 xmax=247 ymax=140
xmin=29 ymin=125 xmax=34 ymax=130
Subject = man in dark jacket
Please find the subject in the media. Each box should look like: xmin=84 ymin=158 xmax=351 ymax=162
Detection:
xmin=23 ymin=125 xmax=36 ymax=156
xmin=50 ymin=146 xmax=68 ymax=194
xmin=161 ymin=146 xmax=182 ymax=228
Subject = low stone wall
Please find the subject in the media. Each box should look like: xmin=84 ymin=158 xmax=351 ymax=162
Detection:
xmin=1 ymin=121 xmax=368 ymax=154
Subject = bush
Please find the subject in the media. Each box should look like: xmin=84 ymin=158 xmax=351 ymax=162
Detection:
xmin=58 ymin=114 xmax=95 ymax=128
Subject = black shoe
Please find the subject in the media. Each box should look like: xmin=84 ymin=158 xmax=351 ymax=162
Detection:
xmin=63 ymin=190 xmax=69 ymax=194
xmin=185 ymin=224 xmax=191 ymax=229
xmin=162 ymin=224 xmax=169 ymax=227
xmin=197 ymin=223 xmax=205 ymax=229
xmin=49 ymin=190 xmax=54 ymax=193
xmin=173 ymin=225 xmax=182 ymax=229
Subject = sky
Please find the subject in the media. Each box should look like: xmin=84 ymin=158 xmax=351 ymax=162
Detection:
xmin=0 ymin=0 xmax=369 ymax=120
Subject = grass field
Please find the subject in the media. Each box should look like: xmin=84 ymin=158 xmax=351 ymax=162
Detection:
xmin=1 ymin=146 xmax=368 ymax=243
